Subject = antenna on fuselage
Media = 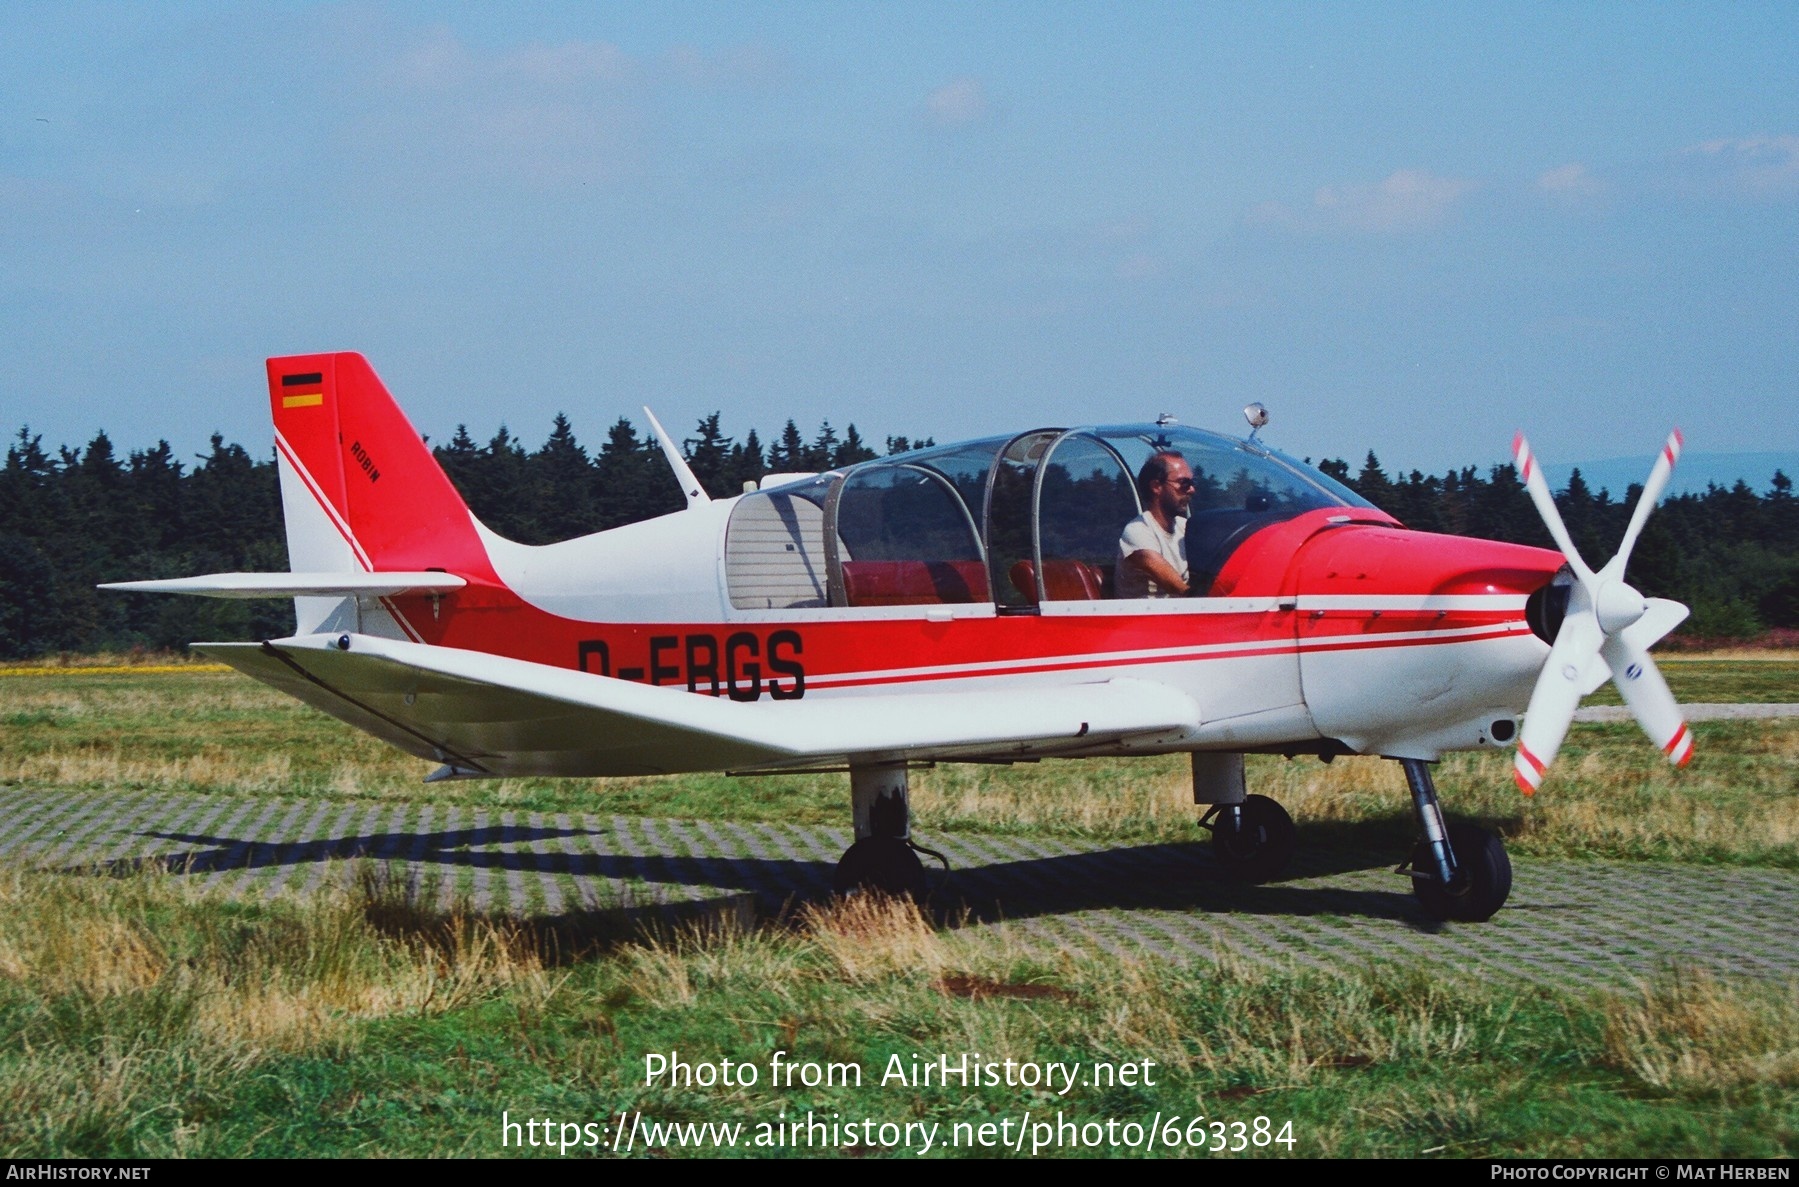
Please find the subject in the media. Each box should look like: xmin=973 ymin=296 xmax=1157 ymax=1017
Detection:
xmin=642 ymin=406 xmax=711 ymax=510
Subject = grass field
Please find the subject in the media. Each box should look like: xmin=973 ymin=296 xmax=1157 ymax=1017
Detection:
xmin=4 ymin=662 xmax=1795 ymax=866
xmin=0 ymin=662 xmax=1795 ymax=1158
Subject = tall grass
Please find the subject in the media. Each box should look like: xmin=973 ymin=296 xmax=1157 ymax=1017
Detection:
xmin=1604 ymin=970 xmax=1799 ymax=1093
xmin=0 ymin=864 xmax=1792 ymax=1157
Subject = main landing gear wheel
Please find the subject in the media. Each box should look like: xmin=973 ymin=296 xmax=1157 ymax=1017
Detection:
xmin=1208 ymin=794 xmax=1296 ymax=883
xmin=1413 ymin=823 xmax=1512 ymax=922
xmin=831 ymin=837 xmax=928 ymax=901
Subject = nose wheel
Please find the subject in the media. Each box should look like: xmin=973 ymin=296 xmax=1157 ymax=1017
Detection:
xmin=1410 ymin=822 xmax=1512 ymax=922
xmin=1400 ymin=758 xmax=1512 ymax=922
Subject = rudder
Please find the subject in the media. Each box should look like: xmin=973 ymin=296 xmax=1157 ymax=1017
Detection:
xmin=268 ymin=353 xmax=489 ymax=577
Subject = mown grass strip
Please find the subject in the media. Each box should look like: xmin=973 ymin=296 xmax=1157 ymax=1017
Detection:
xmin=0 ymin=664 xmax=232 ymax=677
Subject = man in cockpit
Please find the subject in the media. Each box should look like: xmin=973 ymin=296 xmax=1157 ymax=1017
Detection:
xmin=1116 ymin=450 xmax=1193 ymax=598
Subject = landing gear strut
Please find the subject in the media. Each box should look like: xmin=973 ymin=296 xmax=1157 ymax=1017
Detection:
xmin=1400 ymin=758 xmax=1511 ymax=922
xmin=832 ymin=762 xmax=929 ymax=899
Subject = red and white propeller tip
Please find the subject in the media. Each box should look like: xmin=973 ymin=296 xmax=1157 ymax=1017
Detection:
xmin=1510 ymin=429 xmax=1690 ymax=795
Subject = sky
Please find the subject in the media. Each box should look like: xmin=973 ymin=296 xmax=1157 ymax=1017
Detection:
xmin=3 ymin=2 xmax=1796 ymax=480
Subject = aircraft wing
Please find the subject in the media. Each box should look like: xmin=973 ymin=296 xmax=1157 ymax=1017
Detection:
xmin=100 ymin=571 xmax=467 ymax=599
xmin=196 ymin=633 xmax=1201 ymax=777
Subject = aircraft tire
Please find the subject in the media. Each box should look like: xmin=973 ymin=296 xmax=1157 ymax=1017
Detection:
xmin=1210 ymin=794 xmax=1296 ymax=883
xmin=1413 ymin=823 xmax=1512 ymax=922
xmin=831 ymin=837 xmax=929 ymax=901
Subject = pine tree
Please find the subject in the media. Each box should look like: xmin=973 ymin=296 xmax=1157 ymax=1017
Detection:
xmin=1353 ymin=451 xmax=1395 ymax=513
xmin=1315 ymin=457 xmax=1353 ymax=488
xmin=1393 ymin=469 xmax=1443 ymax=532
xmin=1557 ymin=468 xmax=1604 ymax=564
xmin=833 ymin=424 xmax=877 ymax=468
xmin=469 ymin=425 xmax=533 ymax=541
xmin=1472 ymin=463 xmax=1538 ymax=547
xmin=593 ymin=417 xmax=682 ymax=528
xmin=683 ymin=413 xmax=732 ymax=498
xmin=126 ymin=441 xmax=185 ymax=553
xmin=805 ymin=422 xmax=839 ymax=471
xmin=768 ymin=420 xmax=807 ymax=472
xmin=724 ymin=427 xmax=766 ymax=494
xmin=530 ymin=414 xmax=596 ymax=542
xmin=1767 ymin=470 xmax=1797 ymax=551
xmin=595 ymin=417 xmax=651 ymax=529
xmin=434 ymin=425 xmax=481 ymax=504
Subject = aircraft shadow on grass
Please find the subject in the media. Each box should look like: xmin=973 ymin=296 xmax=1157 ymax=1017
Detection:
xmin=65 ymin=817 xmax=1467 ymax=931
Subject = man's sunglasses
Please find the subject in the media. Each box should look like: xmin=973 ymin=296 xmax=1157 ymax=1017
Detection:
xmin=1163 ymin=477 xmax=1195 ymax=491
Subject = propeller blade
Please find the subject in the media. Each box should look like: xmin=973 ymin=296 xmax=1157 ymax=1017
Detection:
xmin=1514 ymin=607 xmax=1604 ymax=794
xmin=1512 ymin=433 xmax=1594 ymax=583
xmin=1599 ymin=634 xmax=1694 ymax=767
xmin=1511 ymin=427 xmax=1690 ymax=793
xmin=1612 ymin=428 xmax=1682 ymax=573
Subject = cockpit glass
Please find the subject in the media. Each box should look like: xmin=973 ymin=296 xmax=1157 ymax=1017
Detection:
xmin=986 ymin=430 xmax=1061 ymax=608
xmin=830 ymin=462 xmax=989 ymax=606
xmin=1090 ymin=426 xmax=1370 ymax=595
xmin=722 ymin=423 xmax=1370 ymax=610
xmin=1090 ymin=426 xmax=1366 ymax=516
xmin=1265 ymin=446 xmax=1374 ymax=510
xmin=1033 ymin=433 xmax=1137 ymax=601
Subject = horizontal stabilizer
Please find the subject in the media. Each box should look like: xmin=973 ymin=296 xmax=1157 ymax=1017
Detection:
xmin=195 ymin=633 xmax=1201 ymax=777
xmin=100 ymin=571 xmax=467 ymax=599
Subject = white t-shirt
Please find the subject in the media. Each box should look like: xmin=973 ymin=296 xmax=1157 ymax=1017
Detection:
xmin=1116 ymin=512 xmax=1188 ymax=598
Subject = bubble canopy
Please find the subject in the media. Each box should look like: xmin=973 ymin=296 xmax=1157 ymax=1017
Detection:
xmin=723 ymin=425 xmax=1373 ymax=611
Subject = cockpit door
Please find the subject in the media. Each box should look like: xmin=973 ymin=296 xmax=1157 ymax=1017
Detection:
xmin=1030 ymin=431 xmax=1139 ymax=603
xmin=983 ymin=429 xmax=1060 ymax=611
xmin=823 ymin=461 xmax=990 ymax=607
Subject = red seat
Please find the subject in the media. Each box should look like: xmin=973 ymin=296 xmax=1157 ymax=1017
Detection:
xmin=841 ymin=560 xmax=990 ymax=607
xmin=1009 ymin=559 xmax=1105 ymax=603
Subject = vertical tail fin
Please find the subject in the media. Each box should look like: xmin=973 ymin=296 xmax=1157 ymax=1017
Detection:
xmin=269 ymin=353 xmax=490 ymax=581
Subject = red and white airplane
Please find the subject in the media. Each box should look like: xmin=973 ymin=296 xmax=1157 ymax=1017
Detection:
xmin=106 ymin=353 xmax=1692 ymax=920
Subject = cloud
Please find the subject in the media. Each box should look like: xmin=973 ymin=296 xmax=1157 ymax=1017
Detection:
xmin=1537 ymin=162 xmax=1605 ymax=200
xmin=1670 ymin=135 xmax=1799 ymax=199
xmin=665 ymin=42 xmax=789 ymax=89
xmin=389 ymin=27 xmax=635 ymax=92
xmin=359 ymin=29 xmax=644 ymax=186
xmin=506 ymin=40 xmax=636 ymax=87
xmin=923 ymin=78 xmax=990 ymax=128
xmin=1313 ymin=169 xmax=1475 ymax=231
xmin=1248 ymin=168 xmax=1476 ymax=234
xmin=354 ymin=29 xmax=800 ymax=190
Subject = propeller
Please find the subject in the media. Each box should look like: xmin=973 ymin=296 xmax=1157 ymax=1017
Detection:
xmin=1511 ymin=429 xmax=1693 ymax=794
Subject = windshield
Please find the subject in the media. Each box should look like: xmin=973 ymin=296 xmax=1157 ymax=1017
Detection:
xmin=1086 ymin=425 xmax=1374 ymax=516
